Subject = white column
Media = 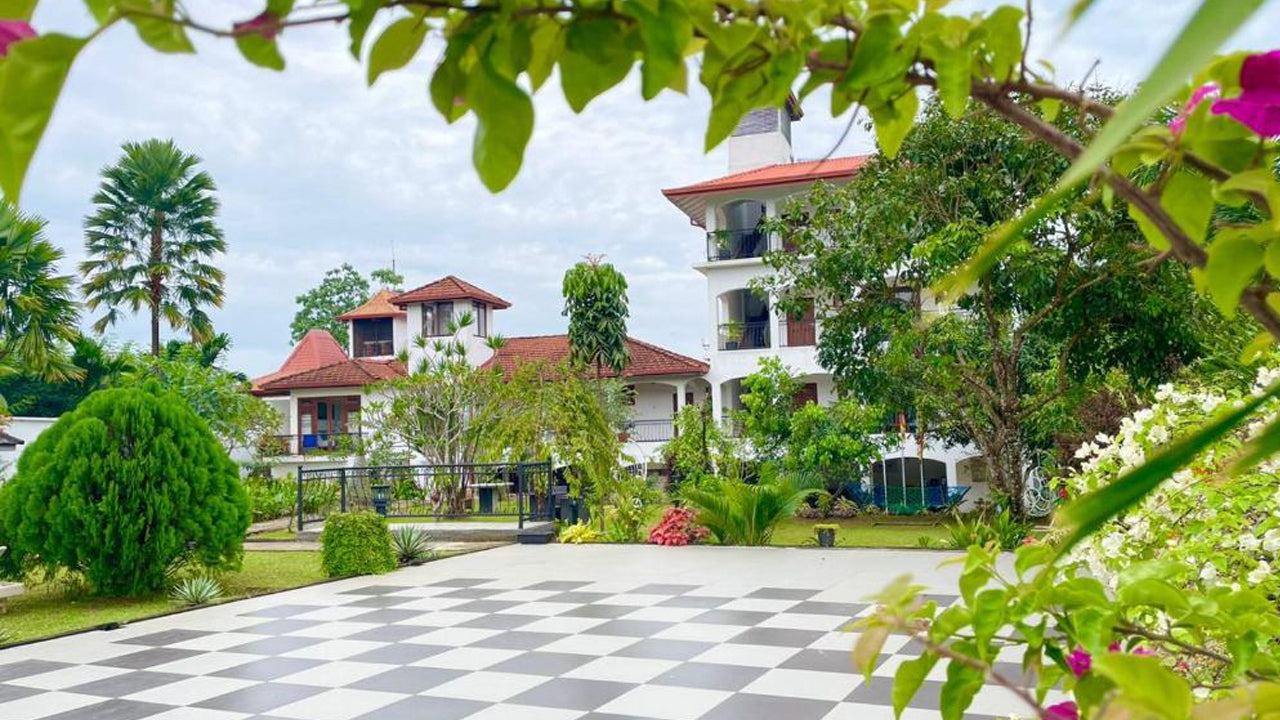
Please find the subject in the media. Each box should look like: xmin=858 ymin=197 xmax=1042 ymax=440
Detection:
xmin=711 ymin=380 xmax=724 ymax=424
xmin=764 ymin=199 xmax=777 ymax=251
xmin=675 ymin=380 xmax=688 ymax=408
xmin=767 ymin=291 xmax=781 ymax=349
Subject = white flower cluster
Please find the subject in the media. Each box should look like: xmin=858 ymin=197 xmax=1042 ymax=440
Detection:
xmin=1064 ymin=368 xmax=1280 ymax=596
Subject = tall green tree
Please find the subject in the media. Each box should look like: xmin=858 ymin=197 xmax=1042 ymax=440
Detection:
xmin=370 ymin=267 xmax=404 ymax=290
xmin=0 ymin=203 xmax=80 ymax=409
xmin=0 ymin=335 xmax=132 ymax=417
xmin=81 ymin=139 xmax=227 ymax=356
xmin=762 ymin=99 xmax=1227 ymax=514
xmin=562 ymin=257 xmax=630 ymax=381
xmin=290 ymin=263 xmax=371 ymax=347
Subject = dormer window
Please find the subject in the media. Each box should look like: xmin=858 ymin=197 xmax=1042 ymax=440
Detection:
xmin=422 ymin=301 xmax=454 ymax=337
xmin=352 ymin=317 xmax=393 ymax=358
xmin=474 ymin=302 xmax=488 ymax=337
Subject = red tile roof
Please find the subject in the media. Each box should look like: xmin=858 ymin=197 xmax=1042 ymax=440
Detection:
xmin=336 ymin=289 xmax=407 ymax=320
xmin=481 ymin=335 xmax=708 ymax=379
xmin=250 ymin=329 xmax=350 ymax=390
xmin=252 ymin=358 xmax=406 ymax=395
xmin=390 ymin=275 xmax=511 ymax=309
xmin=662 ymin=155 xmax=872 ymax=225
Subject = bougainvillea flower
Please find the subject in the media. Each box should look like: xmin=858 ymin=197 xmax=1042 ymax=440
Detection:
xmin=0 ymin=19 xmax=36 ymax=57
xmin=1044 ymin=701 xmax=1080 ymax=720
xmin=232 ymin=11 xmax=282 ymax=40
xmin=1066 ymin=648 xmax=1091 ymax=678
xmin=1212 ymin=50 xmax=1280 ymax=137
xmin=1170 ymin=83 xmax=1218 ymax=136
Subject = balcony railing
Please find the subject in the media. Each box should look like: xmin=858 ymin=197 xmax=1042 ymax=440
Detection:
xmin=355 ymin=339 xmax=394 ymax=357
xmin=718 ymin=322 xmax=770 ymax=351
xmin=260 ymin=431 xmax=362 ymax=457
xmin=621 ymin=419 xmax=675 ymax=443
xmin=777 ymin=319 xmax=816 ymax=347
xmin=706 ymin=228 xmax=767 ymax=261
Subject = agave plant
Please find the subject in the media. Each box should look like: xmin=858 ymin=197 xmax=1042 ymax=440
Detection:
xmin=681 ymin=468 xmax=822 ymax=546
xmin=169 ymin=575 xmax=223 ymax=607
xmin=391 ymin=526 xmax=434 ymax=564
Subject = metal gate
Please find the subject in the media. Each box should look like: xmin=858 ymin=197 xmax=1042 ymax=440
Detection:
xmin=295 ymin=461 xmax=554 ymax=530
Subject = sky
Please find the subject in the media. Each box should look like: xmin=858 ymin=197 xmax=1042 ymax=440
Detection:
xmin=22 ymin=0 xmax=1280 ymax=378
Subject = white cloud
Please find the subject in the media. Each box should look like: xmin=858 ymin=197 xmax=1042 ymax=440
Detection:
xmin=22 ymin=0 xmax=1280 ymax=375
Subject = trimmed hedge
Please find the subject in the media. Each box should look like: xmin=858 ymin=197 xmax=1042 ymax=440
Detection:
xmin=320 ymin=512 xmax=397 ymax=578
xmin=0 ymin=385 xmax=250 ymax=596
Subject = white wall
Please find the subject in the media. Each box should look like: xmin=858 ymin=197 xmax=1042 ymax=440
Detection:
xmin=0 ymin=416 xmax=56 ymax=479
xmin=403 ymin=301 xmax=496 ymax=370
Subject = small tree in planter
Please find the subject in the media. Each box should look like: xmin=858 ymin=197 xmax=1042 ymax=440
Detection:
xmin=814 ymin=524 xmax=839 ymax=548
xmin=0 ymin=384 xmax=249 ymax=595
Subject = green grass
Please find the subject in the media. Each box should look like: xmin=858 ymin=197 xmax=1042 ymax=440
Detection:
xmin=249 ymin=529 xmax=298 ymax=540
xmin=770 ymin=516 xmax=953 ymax=548
xmin=0 ymin=551 xmax=325 ymax=645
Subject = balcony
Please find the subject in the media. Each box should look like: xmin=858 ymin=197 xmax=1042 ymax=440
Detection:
xmin=777 ymin=318 xmax=816 ymax=347
xmin=620 ymin=419 xmax=675 ymax=443
xmin=718 ymin=322 xmax=771 ymax=351
xmin=706 ymin=228 xmax=767 ymax=261
xmin=260 ymin=431 xmax=362 ymax=457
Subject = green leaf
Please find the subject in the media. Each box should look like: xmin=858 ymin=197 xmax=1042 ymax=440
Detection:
xmin=1117 ymin=577 xmax=1191 ymax=614
xmin=971 ymin=588 xmax=1007 ymax=655
xmin=560 ymin=18 xmax=634 ymax=113
xmin=927 ymin=39 xmax=970 ymax=119
xmin=893 ymin=652 xmax=939 ymax=717
xmin=1040 ymin=98 xmax=1061 ymax=122
xmin=869 ymin=86 xmax=918 ymax=158
xmin=1014 ymin=542 xmax=1054 ymax=579
xmin=1 ymin=0 xmax=38 ymax=21
xmin=844 ymin=14 xmax=905 ymax=91
xmin=1057 ymin=0 xmax=1266 ymax=190
xmin=1218 ymin=168 xmax=1280 ymax=228
xmin=346 ymin=0 xmax=380 ymax=59
xmin=366 ymin=14 xmax=427 ymax=86
xmin=625 ymin=0 xmax=691 ymax=100
xmin=123 ymin=0 xmax=194 ymax=53
xmin=1091 ymin=653 xmax=1193 ymax=720
xmin=852 ymin=626 xmax=890 ymax=678
xmin=1056 ymin=378 xmax=1280 ymax=555
xmin=0 ymin=33 xmax=87 ymax=204
xmin=526 ymin=21 xmax=562 ymax=91
xmin=1161 ymin=171 xmax=1214 ymax=245
xmin=979 ymin=6 xmax=1023 ymax=82
xmin=1203 ymin=233 xmax=1263 ymax=314
xmin=235 ymin=34 xmax=285 ymax=71
xmin=468 ymin=51 xmax=534 ymax=192
xmin=939 ymin=659 xmax=985 ymax=720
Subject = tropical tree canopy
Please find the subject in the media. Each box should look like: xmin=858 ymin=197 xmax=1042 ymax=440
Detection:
xmin=0 ymin=202 xmax=79 ymax=406
xmin=0 ymin=335 xmax=132 ymax=417
xmin=290 ymin=263 xmax=372 ymax=346
xmin=80 ymin=138 xmax=227 ymax=355
xmin=562 ymin=257 xmax=630 ymax=378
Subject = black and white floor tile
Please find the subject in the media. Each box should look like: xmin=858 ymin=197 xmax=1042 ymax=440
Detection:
xmin=0 ymin=546 xmax=1033 ymax=720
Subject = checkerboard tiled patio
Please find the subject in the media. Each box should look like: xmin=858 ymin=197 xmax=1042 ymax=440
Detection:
xmin=0 ymin=545 xmax=1033 ymax=720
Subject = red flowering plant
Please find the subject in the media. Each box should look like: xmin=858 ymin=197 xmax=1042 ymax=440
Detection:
xmin=647 ymin=507 xmax=709 ymax=547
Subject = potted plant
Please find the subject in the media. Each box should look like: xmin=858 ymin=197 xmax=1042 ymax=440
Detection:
xmin=815 ymin=523 xmax=838 ymax=548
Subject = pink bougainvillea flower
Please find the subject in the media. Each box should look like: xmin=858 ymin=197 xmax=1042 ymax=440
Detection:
xmin=1212 ymin=50 xmax=1280 ymax=137
xmin=232 ymin=11 xmax=282 ymax=40
xmin=0 ymin=19 xmax=36 ymax=57
xmin=1109 ymin=640 xmax=1155 ymax=656
xmin=1170 ymin=83 xmax=1219 ymax=136
xmin=1044 ymin=701 xmax=1080 ymax=720
xmin=1066 ymin=648 xmax=1092 ymax=678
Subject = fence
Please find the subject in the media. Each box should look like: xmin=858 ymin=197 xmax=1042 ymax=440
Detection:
xmin=295 ymin=461 xmax=555 ymax=530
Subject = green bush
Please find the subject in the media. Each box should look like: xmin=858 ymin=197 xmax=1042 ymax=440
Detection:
xmin=681 ymin=467 xmax=821 ymax=546
xmin=0 ymin=385 xmax=249 ymax=596
xmin=320 ymin=512 xmax=396 ymax=577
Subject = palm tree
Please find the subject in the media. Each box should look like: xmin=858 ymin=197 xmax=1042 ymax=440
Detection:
xmin=81 ymin=139 xmax=227 ymax=356
xmin=0 ymin=203 xmax=81 ymax=405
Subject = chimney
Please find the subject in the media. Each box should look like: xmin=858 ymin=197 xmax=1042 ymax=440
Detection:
xmin=726 ymin=97 xmax=803 ymax=174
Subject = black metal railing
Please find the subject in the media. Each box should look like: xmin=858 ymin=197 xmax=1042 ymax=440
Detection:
xmin=295 ymin=461 xmax=554 ymax=530
xmin=777 ymin=319 xmax=816 ymax=347
xmin=355 ymin=339 xmax=394 ymax=357
xmin=260 ymin=431 xmax=362 ymax=457
xmin=706 ymin=228 xmax=767 ymax=261
xmin=717 ymin=322 xmax=770 ymax=350
xmin=622 ymin=419 xmax=675 ymax=442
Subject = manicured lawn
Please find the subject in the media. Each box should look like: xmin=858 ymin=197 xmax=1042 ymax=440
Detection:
xmin=0 ymin=551 xmax=325 ymax=645
xmin=770 ymin=516 xmax=953 ymax=548
xmin=249 ymin=529 xmax=299 ymax=540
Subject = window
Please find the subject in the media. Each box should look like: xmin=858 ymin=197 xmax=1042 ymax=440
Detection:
xmin=352 ymin=317 xmax=393 ymax=357
xmin=474 ymin=301 xmax=488 ymax=337
xmin=421 ymin=302 xmax=454 ymax=336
